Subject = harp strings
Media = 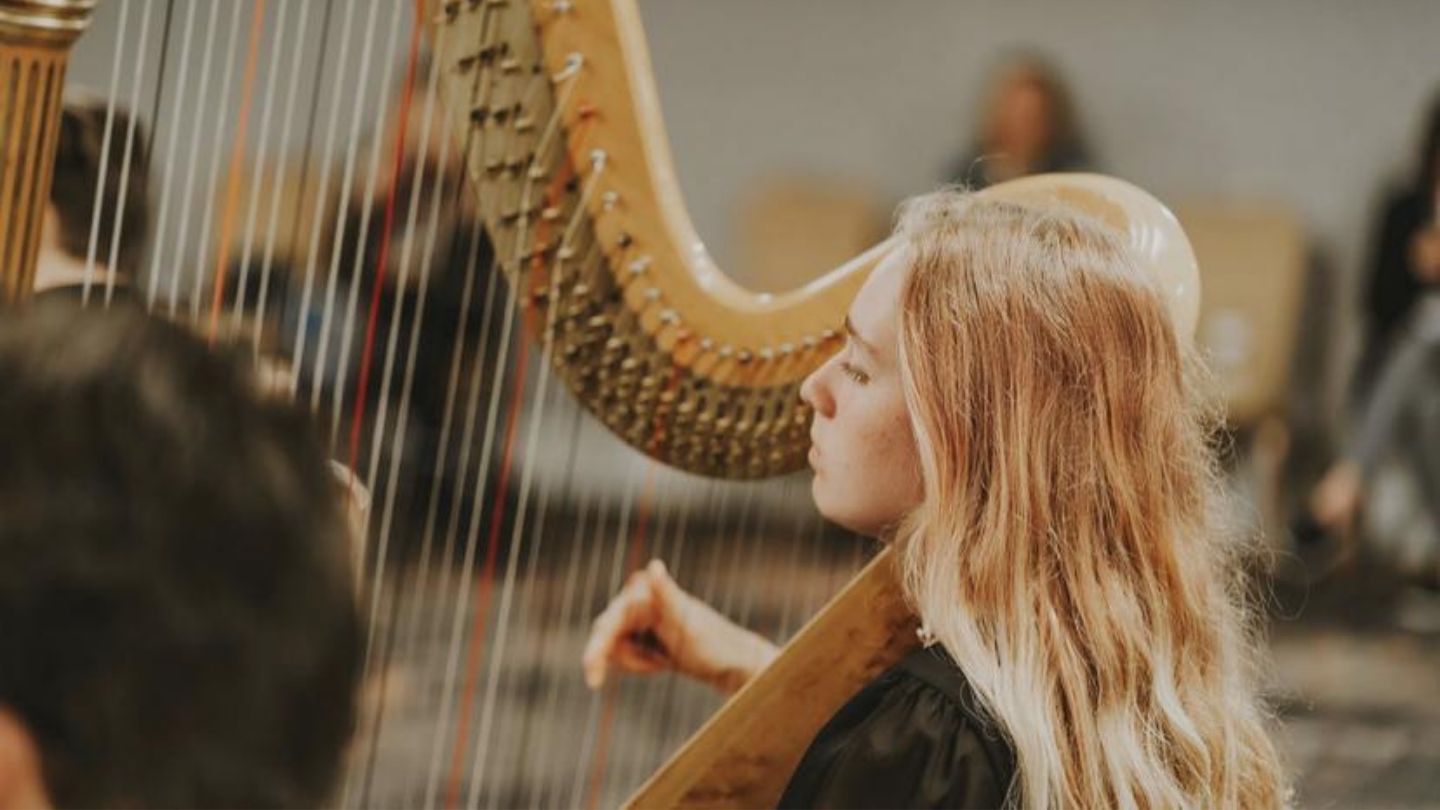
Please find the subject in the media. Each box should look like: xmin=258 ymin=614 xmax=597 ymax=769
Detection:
xmin=344 ymin=12 xmax=454 ymax=805
xmin=314 ymin=0 xmax=404 ymax=433
xmin=227 ymin=0 xmax=292 ymax=341
xmin=186 ymin=1 xmax=244 ymax=325
xmin=62 ymin=1 xmax=870 ymax=806
xmin=204 ymin=0 xmax=266 ymax=340
xmin=143 ymin=0 xmax=192 ymax=312
xmin=420 ymin=27 xmax=599 ymax=805
xmin=444 ymin=54 xmax=600 ymax=807
xmin=168 ymin=1 xmax=217 ymax=316
xmin=79 ymin=0 xmax=130 ymax=307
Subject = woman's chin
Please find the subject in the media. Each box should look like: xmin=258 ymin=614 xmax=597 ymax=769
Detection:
xmin=810 ymin=477 xmax=842 ymax=523
xmin=811 ymin=485 xmax=870 ymax=537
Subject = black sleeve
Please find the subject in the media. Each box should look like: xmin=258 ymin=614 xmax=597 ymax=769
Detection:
xmin=778 ymin=666 xmax=1012 ymax=809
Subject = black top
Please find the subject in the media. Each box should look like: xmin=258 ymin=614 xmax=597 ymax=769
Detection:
xmin=778 ymin=646 xmax=1016 ymax=809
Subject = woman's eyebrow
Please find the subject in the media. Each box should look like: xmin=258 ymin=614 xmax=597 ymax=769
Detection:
xmin=844 ymin=315 xmax=879 ymax=356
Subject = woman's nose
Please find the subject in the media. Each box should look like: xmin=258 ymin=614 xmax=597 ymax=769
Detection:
xmin=799 ymin=364 xmax=835 ymax=419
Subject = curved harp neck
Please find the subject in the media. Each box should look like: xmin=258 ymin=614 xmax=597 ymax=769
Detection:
xmin=434 ymin=0 xmax=880 ymax=392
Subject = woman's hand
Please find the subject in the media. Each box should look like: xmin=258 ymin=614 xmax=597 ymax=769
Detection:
xmin=1409 ymin=228 xmax=1440 ymax=283
xmin=1311 ymin=460 xmax=1363 ymax=532
xmin=582 ymin=559 xmax=778 ymax=695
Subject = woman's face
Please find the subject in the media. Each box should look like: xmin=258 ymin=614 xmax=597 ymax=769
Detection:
xmin=993 ymin=76 xmax=1055 ymax=160
xmin=800 ymin=249 xmax=924 ymax=537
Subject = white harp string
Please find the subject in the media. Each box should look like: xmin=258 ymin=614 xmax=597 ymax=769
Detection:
xmin=144 ymin=0 xmax=194 ymax=311
xmin=79 ymin=0 xmax=128 ymax=307
xmin=166 ymin=1 xmax=219 ymax=317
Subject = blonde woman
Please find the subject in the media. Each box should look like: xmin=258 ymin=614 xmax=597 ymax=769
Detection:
xmin=583 ymin=190 xmax=1287 ymax=808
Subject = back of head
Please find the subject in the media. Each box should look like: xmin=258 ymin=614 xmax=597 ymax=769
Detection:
xmin=892 ymin=192 xmax=1285 ymax=808
xmin=0 ymin=303 xmax=359 ymax=807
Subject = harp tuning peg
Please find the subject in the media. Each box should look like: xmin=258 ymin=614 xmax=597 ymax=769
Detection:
xmin=554 ymin=53 xmax=584 ymax=82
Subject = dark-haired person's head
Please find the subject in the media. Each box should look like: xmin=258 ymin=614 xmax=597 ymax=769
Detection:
xmin=35 ymin=97 xmax=151 ymax=295
xmin=1419 ymin=86 xmax=1440 ymax=191
xmin=0 ymin=303 xmax=360 ymax=807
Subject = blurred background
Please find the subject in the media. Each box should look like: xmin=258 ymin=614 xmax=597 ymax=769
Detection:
xmin=55 ymin=0 xmax=1440 ymax=806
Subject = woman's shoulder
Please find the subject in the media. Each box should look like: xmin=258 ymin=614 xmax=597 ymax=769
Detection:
xmin=778 ymin=645 xmax=1016 ymax=809
xmin=893 ymin=645 xmax=1016 ymax=780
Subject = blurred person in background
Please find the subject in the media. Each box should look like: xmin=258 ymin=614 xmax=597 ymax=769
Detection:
xmin=0 ymin=303 xmax=361 ymax=807
xmin=298 ymin=49 xmax=497 ymax=550
xmin=1352 ymin=89 xmax=1440 ymax=392
xmin=947 ymin=52 xmax=1094 ymax=188
xmin=1304 ymin=89 xmax=1440 ymax=595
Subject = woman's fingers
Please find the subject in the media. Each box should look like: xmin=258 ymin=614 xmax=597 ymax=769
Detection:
xmin=583 ymin=577 xmax=660 ymax=688
xmin=644 ymin=559 xmax=696 ymax=656
xmin=612 ymin=640 xmax=670 ymax=674
xmin=645 ymin=559 xmax=684 ymax=605
xmin=581 ymin=560 xmax=709 ymax=689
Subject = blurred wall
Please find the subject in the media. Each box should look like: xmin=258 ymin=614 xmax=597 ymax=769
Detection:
xmin=638 ymin=0 xmax=1440 ymax=299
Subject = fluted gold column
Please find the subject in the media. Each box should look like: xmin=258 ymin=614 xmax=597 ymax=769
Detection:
xmin=0 ymin=0 xmax=95 ymax=303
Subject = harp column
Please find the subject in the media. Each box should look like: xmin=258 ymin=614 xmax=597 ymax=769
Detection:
xmin=0 ymin=0 xmax=95 ymax=303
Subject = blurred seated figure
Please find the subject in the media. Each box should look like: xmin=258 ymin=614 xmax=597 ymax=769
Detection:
xmin=0 ymin=303 xmax=360 ymax=807
xmin=33 ymin=96 xmax=150 ymax=303
xmin=947 ymin=52 xmax=1094 ymax=188
xmin=1352 ymin=89 xmax=1440 ymax=393
xmin=1304 ymin=90 xmax=1440 ymax=589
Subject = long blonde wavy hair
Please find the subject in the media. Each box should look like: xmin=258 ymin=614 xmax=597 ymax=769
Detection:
xmin=892 ymin=192 xmax=1286 ymax=808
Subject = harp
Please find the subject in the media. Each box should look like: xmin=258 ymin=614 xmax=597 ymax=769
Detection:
xmin=0 ymin=0 xmax=1197 ymax=807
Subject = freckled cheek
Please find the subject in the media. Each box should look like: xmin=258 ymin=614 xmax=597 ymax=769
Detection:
xmin=878 ymin=415 xmax=920 ymax=485
xmin=849 ymin=406 xmax=918 ymax=482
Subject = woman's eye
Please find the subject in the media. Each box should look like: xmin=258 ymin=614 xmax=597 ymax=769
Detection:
xmin=840 ymin=362 xmax=870 ymax=385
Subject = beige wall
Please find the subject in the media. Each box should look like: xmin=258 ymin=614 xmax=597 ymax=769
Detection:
xmin=639 ymin=0 xmax=1440 ymax=296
